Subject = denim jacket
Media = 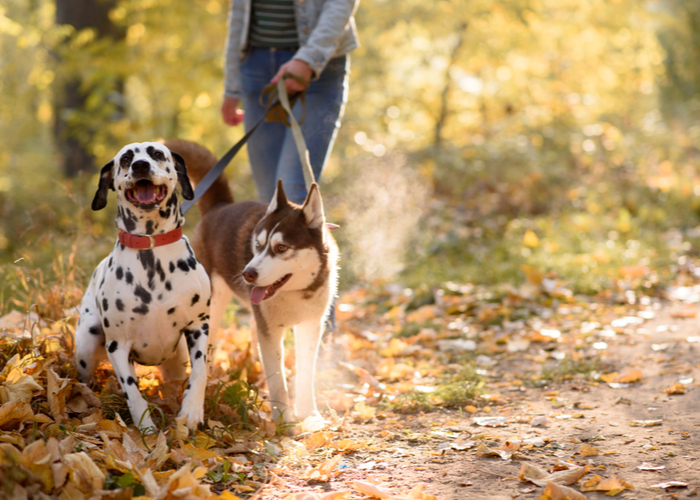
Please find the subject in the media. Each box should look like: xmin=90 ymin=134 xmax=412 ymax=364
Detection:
xmin=224 ymin=0 xmax=360 ymax=99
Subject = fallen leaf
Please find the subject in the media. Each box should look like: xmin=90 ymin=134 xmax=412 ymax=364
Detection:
xmin=663 ymin=383 xmax=686 ymax=395
xmin=538 ymin=480 xmax=586 ymax=500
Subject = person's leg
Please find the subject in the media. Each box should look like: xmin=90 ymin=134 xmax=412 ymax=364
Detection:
xmin=275 ymin=55 xmax=349 ymax=205
xmin=241 ymin=47 xmax=292 ymax=202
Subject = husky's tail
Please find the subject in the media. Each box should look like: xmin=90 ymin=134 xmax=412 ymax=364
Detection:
xmin=162 ymin=139 xmax=234 ymax=217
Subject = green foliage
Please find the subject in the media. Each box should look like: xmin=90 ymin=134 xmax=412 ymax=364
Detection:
xmin=2 ymin=0 xmax=700 ymax=304
xmin=104 ymin=471 xmax=146 ymax=496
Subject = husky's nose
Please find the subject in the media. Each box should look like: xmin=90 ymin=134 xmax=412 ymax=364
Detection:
xmin=131 ymin=160 xmax=151 ymax=178
xmin=242 ymin=267 xmax=258 ymax=283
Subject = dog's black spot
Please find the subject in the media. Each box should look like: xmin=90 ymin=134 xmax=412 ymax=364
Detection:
xmin=206 ymin=298 xmax=211 ymax=307
xmin=202 ymin=323 xmax=209 ymax=331
xmin=124 ymin=392 xmax=129 ymax=400
xmin=169 ymin=261 xmax=175 ymax=273
xmin=195 ymin=350 xmax=202 ymax=360
xmin=120 ymin=377 xmax=124 ymax=383
xmin=108 ymin=341 xmax=118 ymax=353
xmin=120 ymin=150 xmax=134 ymax=170
xmin=198 ymin=312 xmax=206 ymax=319
xmin=146 ymin=220 xmax=154 ymax=235
xmin=119 ymin=243 xmax=125 ymax=251
xmin=79 ymin=359 xmax=86 ymax=369
xmin=116 ymin=299 xmax=124 ymax=311
xmin=159 ymin=207 xmax=171 ymax=219
xmin=187 ymin=257 xmax=197 ymax=270
xmin=172 ymin=322 xmax=177 ymax=327
xmin=143 ymin=342 xmax=148 ymax=348
xmin=103 ymin=317 xmax=110 ymax=328
xmin=99 ymin=275 xmax=105 ymax=289
xmin=135 ymin=147 xmax=140 ymax=153
xmin=102 ymin=298 xmax=109 ymax=312
xmin=122 ymin=207 xmax=137 ymax=232
xmin=166 ymin=192 xmax=178 ymax=208
xmin=134 ymin=285 xmax=152 ymax=304
xmin=176 ymin=260 xmax=189 ymax=272
xmin=108 ymin=257 xmax=113 ymax=268
xmin=165 ymin=281 xmax=172 ymax=291
xmin=191 ymin=294 xmax=200 ymax=306
xmin=89 ymin=326 xmax=101 ymax=335
xmin=116 ymin=267 xmax=124 ymax=280
xmin=125 ymin=271 xmax=134 ymax=285
xmin=194 ymin=330 xmax=201 ymax=339
xmin=156 ymin=260 xmax=166 ymax=282
xmin=127 ymin=376 xmax=136 ymax=386
xmin=133 ymin=304 xmax=149 ymax=315
xmin=167 ymin=307 xmax=176 ymax=315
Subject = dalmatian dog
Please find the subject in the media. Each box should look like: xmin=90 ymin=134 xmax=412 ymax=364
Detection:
xmin=75 ymin=142 xmax=211 ymax=432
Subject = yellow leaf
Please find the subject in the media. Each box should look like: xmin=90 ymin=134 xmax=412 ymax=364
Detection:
xmin=3 ymin=374 xmax=43 ymax=403
xmin=538 ymin=480 xmax=586 ymax=500
xmin=520 ymin=265 xmax=544 ymax=284
xmin=612 ymin=370 xmax=643 ymax=384
xmin=354 ymin=401 xmax=377 ymax=422
xmin=0 ymin=401 xmax=34 ymax=429
xmin=352 ymin=480 xmax=394 ymax=499
xmin=63 ymin=452 xmax=105 ymax=494
xmin=580 ymin=444 xmax=599 ymax=457
xmin=663 ymin=383 xmax=686 ymax=395
xmin=523 ymin=230 xmax=539 ymax=248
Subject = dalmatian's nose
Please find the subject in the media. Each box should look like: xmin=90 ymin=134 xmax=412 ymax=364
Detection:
xmin=131 ymin=160 xmax=151 ymax=178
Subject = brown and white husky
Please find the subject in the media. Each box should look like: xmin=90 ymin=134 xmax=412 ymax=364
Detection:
xmin=164 ymin=139 xmax=338 ymax=423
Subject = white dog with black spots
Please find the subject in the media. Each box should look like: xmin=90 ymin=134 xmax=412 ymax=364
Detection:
xmin=75 ymin=142 xmax=211 ymax=432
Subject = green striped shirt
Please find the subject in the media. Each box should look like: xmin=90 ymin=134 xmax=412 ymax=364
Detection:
xmin=249 ymin=0 xmax=299 ymax=48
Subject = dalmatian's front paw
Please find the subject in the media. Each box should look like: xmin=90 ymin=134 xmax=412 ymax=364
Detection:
xmin=178 ymin=395 xmax=204 ymax=430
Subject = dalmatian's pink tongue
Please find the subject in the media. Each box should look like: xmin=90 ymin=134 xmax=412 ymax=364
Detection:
xmin=250 ymin=286 xmax=269 ymax=305
xmin=135 ymin=183 xmax=156 ymax=204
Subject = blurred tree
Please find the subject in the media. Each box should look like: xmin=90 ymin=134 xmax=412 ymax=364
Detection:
xmin=53 ymin=0 xmax=124 ymax=177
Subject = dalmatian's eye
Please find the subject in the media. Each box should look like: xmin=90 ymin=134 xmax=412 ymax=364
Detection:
xmin=275 ymin=244 xmax=288 ymax=253
xmin=153 ymin=150 xmax=165 ymax=161
xmin=119 ymin=155 xmax=130 ymax=168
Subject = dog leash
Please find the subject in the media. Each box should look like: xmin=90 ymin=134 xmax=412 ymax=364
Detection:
xmin=180 ymin=74 xmax=311 ymax=216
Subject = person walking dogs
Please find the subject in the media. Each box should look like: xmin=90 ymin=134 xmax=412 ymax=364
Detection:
xmin=221 ymin=0 xmax=360 ymax=205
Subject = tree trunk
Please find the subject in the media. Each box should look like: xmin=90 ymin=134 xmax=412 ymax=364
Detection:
xmin=53 ymin=0 xmax=123 ymax=177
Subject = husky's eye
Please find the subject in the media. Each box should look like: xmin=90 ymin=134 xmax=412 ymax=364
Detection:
xmin=255 ymin=241 xmax=261 ymax=250
xmin=275 ymin=244 xmax=288 ymax=253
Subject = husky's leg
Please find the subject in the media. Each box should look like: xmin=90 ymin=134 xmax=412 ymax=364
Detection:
xmin=158 ymin=335 xmax=189 ymax=381
xmin=293 ymin=319 xmax=323 ymax=419
xmin=208 ymin=273 xmax=233 ymax=348
xmin=256 ymin=318 xmax=292 ymax=421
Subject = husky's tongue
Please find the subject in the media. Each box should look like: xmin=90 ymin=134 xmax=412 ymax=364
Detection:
xmin=135 ymin=183 xmax=156 ymax=204
xmin=250 ymin=286 xmax=269 ymax=305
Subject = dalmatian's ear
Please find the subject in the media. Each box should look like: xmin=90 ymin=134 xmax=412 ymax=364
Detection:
xmin=92 ymin=160 xmax=115 ymax=211
xmin=171 ymin=151 xmax=194 ymax=200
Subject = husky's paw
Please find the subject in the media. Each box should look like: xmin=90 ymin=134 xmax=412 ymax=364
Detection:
xmin=178 ymin=397 xmax=204 ymax=430
xmin=299 ymin=413 xmax=327 ymax=433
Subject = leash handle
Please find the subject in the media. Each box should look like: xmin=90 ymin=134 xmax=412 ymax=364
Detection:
xmin=275 ymin=75 xmax=315 ymax=190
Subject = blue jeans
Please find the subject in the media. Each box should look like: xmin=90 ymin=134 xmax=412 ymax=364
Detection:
xmin=241 ymin=47 xmax=349 ymax=205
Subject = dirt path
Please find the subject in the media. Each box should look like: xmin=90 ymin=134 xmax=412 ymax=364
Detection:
xmin=259 ymin=305 xmax=700 ymax=499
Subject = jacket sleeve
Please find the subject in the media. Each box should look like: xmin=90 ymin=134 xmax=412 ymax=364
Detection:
xmin=223 ymin=0 xmax=247 ymax=99
xmin=293 ymin=0 xmax=359 ymax=79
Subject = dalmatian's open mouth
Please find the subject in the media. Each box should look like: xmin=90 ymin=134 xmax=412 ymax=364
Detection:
xmin=250 ymin=273 xmax=292 ymax=305
xmin=126 ymin=180 xmax=167 ymax=208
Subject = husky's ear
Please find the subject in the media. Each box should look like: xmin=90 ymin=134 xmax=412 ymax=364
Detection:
xmin=302 ymin=183 xmax=325 ymax=230
xmin=171 ymin=151 xmax=194 ymax=200
xmin=92 ymin=160 xmax=115 ymax=211
xmin=266 ymin=179 xmax=289 ymax=214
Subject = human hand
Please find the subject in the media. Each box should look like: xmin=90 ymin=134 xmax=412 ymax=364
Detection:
xmin=222 ymin=97 xmax=244 ymax=126
xmin=271 ymin=59 xmax=312 ymax=96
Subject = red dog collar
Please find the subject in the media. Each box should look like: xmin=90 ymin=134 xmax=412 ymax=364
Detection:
xmin=118 ymin=227 xmax=183 ymax=250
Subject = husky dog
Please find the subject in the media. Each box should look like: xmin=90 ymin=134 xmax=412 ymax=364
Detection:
xmin=163 ymin=139 xmax=338 ymax=422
